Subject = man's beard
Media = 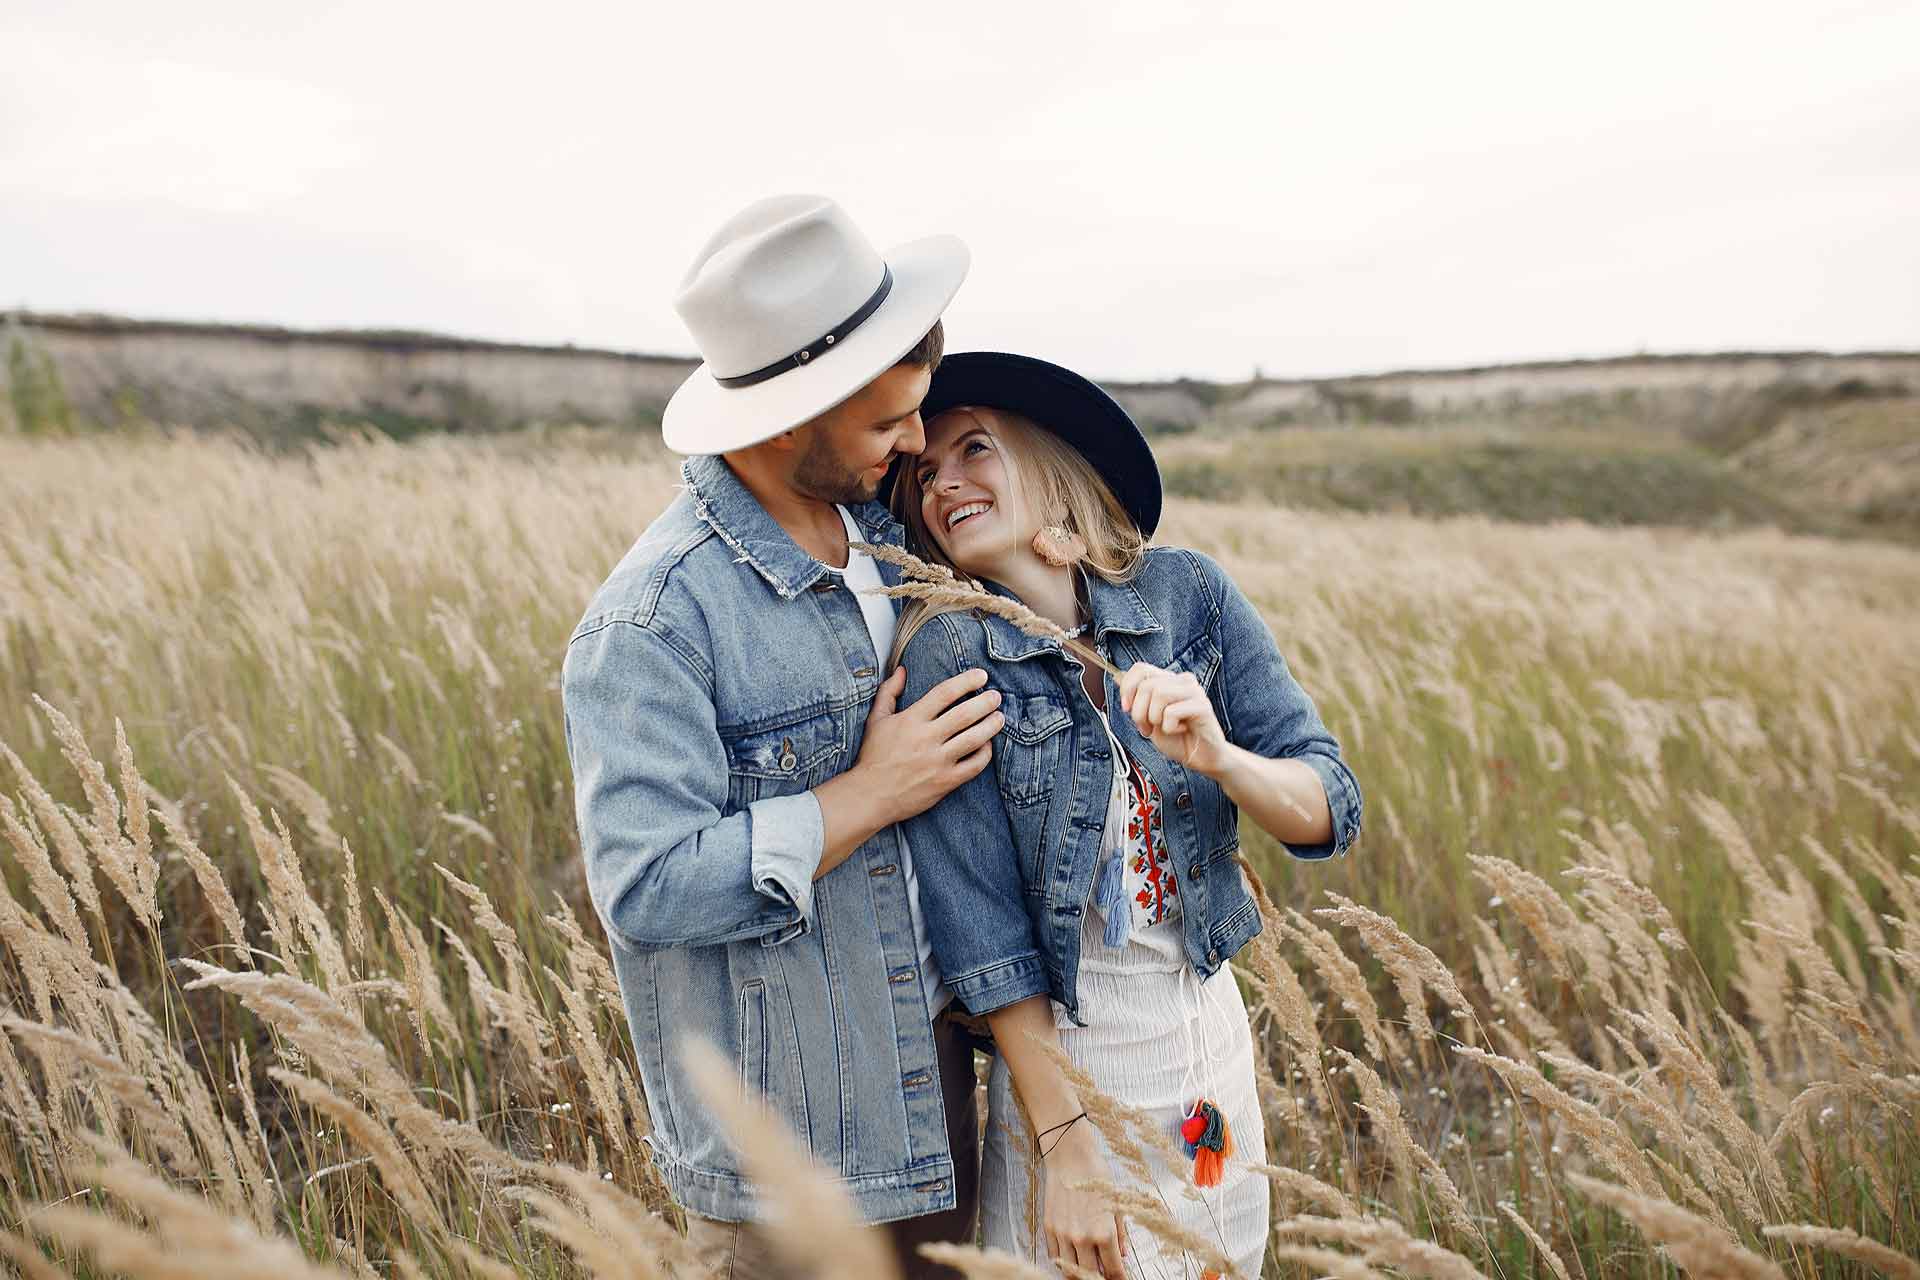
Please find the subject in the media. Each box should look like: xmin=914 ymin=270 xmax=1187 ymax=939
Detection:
xmin=793 ymin=433 xmax=885 ymax=505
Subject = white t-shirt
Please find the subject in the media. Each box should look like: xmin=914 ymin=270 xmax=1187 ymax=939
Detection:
xmin=828 ymin=507 xmax=949 ymax=1016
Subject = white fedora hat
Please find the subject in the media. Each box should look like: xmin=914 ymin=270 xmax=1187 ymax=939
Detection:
xmin=661 ymin=195 xmax=969 ymax=455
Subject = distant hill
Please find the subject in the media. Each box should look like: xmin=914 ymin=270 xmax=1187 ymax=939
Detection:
xmin=6 ymin=309 xmax=1916 ymax=542
xmin=5 ymin=308 xmax=1915 ymax=441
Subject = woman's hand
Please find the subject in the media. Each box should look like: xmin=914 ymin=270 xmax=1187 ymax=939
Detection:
xmin=1041 ymin=1125 xmax=1129 ymax=1280
xmin=1118 ymin=662 xmax=1230 ymax=777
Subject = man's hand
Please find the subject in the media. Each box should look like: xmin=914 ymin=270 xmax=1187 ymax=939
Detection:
xmin=862 ymin=667 xmax=1004 ymax=821
xmin=1118 ymin=662 xmax=1229 ymax=777
xmin=813 ymin=667 xmax=1003 ymax=876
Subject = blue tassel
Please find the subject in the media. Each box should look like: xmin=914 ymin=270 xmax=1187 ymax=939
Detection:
xmin=1094 ymin=847 xmax=1129 ymax=948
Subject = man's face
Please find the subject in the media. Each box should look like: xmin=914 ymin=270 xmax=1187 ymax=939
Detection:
xmin=789 ymin=363 xmax=933 ymax=505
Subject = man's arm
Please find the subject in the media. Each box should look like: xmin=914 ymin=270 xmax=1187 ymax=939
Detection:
xmin=563 ymin=618 xmax=1004 ymax=951
xmin=564 ymin=618 xmax=817 ymax=951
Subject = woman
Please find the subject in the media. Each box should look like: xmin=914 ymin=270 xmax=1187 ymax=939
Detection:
xmin=887 ymin=352 xmax=1363 ymax=1280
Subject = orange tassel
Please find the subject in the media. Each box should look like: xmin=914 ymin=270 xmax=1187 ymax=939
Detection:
xmin=1179 ymin=1099 xmax=1234 ymax=1188
xmin=1194 ymin=1146 xmax=1224 ymax=1187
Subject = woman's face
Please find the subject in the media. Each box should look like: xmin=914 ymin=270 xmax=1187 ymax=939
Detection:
xmin=912 ymin=409 xmax=1038 ymax=578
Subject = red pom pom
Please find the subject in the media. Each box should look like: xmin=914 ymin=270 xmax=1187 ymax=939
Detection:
xmin=1180 ymin=1114 xmax=1208 ymax=1144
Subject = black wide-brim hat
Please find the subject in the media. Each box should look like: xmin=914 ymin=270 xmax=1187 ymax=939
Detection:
xmin=885 ymin=351 xmax=1163 ymax=537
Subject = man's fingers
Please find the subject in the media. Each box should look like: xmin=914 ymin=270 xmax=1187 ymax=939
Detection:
xmin=953 ymin=740 xmax=993 ymax=780
xmin=932 ymin=687 xmax=1002 ymax=737
xmin=868 ymin=666 xmax=906 ymax=719
xmin=909 ymin=666 xmax=991 ymax=718
xmin=945 ymin=711 xmax=1004 ymax=761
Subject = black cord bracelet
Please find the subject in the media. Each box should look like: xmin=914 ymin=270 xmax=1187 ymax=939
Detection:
xmin=1034 ymin=1111 xmax=1089 ymax=1160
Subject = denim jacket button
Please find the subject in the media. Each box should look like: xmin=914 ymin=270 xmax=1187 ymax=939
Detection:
xmin=1188 ymin=866 xmax=1202 ymax=884
xmin=1207 ymin=947 xmax=1220 ymax=965
xmin=1175 ymin=791 xmax=1193 ymax=809
xmin=778 ymin=751 xmax=798 ymax=770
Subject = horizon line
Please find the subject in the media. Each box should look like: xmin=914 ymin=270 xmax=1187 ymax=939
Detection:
xmin=8 ymin=306 xmax=1917 ymax=390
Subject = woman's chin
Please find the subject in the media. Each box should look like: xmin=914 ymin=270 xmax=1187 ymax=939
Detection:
xmin=938 ymin=541 xmax=991 ymax=580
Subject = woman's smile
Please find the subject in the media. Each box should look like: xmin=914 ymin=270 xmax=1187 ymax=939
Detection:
xmin=944 ymin=500 xmax=994 ymax=531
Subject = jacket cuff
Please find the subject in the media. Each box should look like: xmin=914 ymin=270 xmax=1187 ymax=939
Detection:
xmin=947 ymin=953 xmax=1049 ymax=1016
xmin=748 ymin=791 xmax=823 ymax=925
xmin=1286 ymin=753 xmax=1363 ymax=861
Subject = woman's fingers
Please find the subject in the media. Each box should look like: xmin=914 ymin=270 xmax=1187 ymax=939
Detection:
xmin=1133 ymin=673 xmax=1179 ymax=734
xmin=1159 ymin=695 xmax=1213 ymax=735
xmin=1126 ymin=670 xmax=1205 ymax=733
xmin=1069 ymin=1235 xmax=1114 ymax=1280
xmin=1094 ymin=1227 xmax=1127 ymax=1280
xmin=1117 ymin=660 xmax=1163 ymax=714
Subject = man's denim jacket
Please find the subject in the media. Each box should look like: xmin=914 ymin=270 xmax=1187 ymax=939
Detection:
xmin=561 ymin=454 xmax=954 ymax=1225
xmin=897 ymin=547 xmax=1361 ymax=1023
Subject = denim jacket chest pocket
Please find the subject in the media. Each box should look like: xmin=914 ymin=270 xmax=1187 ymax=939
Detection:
xmin=992 ymin=693 xmax=1072 ymax=892
xmin=721 ymin=711 xmax=845 ymax=808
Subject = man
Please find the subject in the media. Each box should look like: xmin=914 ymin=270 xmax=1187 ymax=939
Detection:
xmin=562 ymin=195 xmax=1001 ymax=1278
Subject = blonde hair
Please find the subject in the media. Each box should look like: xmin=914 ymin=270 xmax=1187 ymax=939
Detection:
xmin=886 ymin=405 xmax=1147 ymax=667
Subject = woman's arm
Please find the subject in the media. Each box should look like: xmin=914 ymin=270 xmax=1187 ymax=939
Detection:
xmin=1119 ymin=665 xmax=1333 ymax=846
xmin=986 ymin=996 xmax=1129 ymax=1280
xmin=893 ymin=618 xmax=1054 ymax=1013
xmin=1118 ymin=551 xmax=1362 ymax=858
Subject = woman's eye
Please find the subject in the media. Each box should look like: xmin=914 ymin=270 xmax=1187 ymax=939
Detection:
xmin=964 ymin=440 xmax=986 ymax=456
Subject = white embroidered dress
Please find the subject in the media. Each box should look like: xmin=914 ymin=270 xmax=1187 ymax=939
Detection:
xmin=977 ymin=651 xmax=1269 ymax=1279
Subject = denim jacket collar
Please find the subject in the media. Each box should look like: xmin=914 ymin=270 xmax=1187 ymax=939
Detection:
xmin=977 ymin=567 xmax=1163 ymax=664
xmin=683 ymin=454 xmax=906 ymax=600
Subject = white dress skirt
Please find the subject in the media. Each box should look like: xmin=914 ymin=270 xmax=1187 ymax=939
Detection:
xmin=979 ymin=720 xmax=1269 ymax=1278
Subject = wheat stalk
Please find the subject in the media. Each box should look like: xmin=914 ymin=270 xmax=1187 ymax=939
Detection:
xmin=851 ymin=541 xmax=1123 ymax=678
xmin=1569 ymin=1174 xmax=1787 ymax=1280
xmin=1762 ymin=1225 xmax=1920 ymax=1280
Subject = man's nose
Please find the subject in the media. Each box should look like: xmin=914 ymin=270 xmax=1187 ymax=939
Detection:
xmin=896 ymin=416 xmax=926 ymax=456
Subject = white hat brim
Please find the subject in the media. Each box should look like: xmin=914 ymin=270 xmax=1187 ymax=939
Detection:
xmin=660 ymin=233 xmax=971 ymax=455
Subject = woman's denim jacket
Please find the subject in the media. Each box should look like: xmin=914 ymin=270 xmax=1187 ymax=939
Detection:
xmin=897 ymin=547 xmax=1361 ymax=1023
xmin=562 ymin=455 xmax=957 ymax=1225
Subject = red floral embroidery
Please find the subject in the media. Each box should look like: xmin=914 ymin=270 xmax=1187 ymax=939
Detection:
xmin=1121 ymin=755 xmax=1176 ymax=927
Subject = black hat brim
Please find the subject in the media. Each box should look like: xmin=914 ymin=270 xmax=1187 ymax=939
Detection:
xmin=884 ymin=351 xmax=1163 ymax=537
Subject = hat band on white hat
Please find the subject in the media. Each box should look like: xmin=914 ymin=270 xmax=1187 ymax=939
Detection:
xmin=713 ymin=266 xmax=895 ymax=389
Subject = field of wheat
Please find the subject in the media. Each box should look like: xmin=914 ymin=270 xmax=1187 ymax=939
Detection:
xmin=1 ymin=432 xmax=1916 ymax=1279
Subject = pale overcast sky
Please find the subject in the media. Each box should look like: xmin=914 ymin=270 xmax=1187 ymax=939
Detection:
xmin=4 ymin=1 xmax=1916 ymax=380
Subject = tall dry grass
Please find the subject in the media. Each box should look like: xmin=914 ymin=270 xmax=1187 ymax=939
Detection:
xmin=1 ymin=432 xmax=1916 ymax=1277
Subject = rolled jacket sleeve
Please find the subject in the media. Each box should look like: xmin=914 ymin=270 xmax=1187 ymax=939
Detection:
xmin=895 ymin=618 xmax=1051 ymax=1016
xmin=563 ymin=616 xmax=820 ymax=952
xmin=1199 ymin=551 xmax=1364 ymax=861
